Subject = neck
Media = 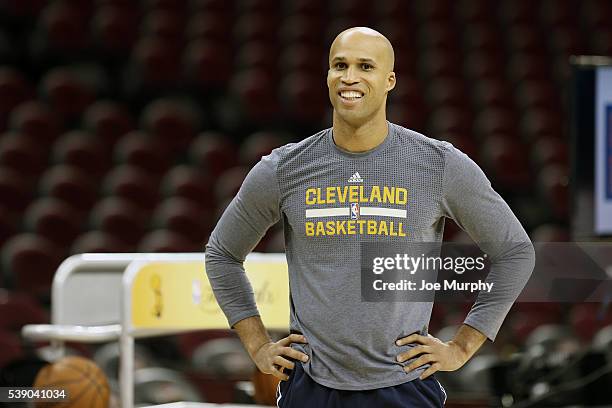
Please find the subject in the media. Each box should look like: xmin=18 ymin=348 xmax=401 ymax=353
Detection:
xmin=332 ymin=108 xmax=389 ymax=153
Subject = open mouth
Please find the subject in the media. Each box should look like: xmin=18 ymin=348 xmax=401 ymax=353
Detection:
xmin=338 ymin=90 xmax=364 ymax=101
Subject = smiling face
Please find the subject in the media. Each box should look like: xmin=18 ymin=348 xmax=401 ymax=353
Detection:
xmin=327 ymin=28 xmax=396 ymax=127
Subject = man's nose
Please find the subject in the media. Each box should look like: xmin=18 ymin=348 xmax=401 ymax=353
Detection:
xmin=341 ymin=66 xmax=358 ymax=84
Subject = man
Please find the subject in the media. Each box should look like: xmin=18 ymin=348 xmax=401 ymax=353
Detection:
xmin=205 ymin=27 xmax=535 ymax=407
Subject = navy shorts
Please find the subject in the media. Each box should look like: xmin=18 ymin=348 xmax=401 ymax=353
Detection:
xmin=276 ymin=363 xmax=447 ymax=408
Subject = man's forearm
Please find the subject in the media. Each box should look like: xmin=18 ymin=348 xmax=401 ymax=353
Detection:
xmin=233 ymin=315 xmax=273 ymax=360
xmin=450 ymin=324 xmax=487 ymax=362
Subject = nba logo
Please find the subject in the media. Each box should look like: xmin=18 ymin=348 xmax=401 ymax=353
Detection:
xmin=350 ymin=202 xmax=360 ymax=219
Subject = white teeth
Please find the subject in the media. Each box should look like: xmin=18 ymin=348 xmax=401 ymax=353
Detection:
xmin=340 ymin=91 xmax=363 ymax=99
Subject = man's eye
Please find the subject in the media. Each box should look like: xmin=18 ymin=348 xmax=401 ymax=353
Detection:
xmin=335 ymin=63 xmax=347 ymax=69
xmin=362 ymin=63 xmax=373 ymax=70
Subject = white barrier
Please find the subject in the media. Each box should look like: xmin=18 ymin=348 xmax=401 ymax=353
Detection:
xmin=22 ymin=252 xmax=290 ymax=408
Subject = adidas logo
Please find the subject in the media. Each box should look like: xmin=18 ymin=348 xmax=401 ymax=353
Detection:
xmin=348 ymin=172 xmax=364 ymax=183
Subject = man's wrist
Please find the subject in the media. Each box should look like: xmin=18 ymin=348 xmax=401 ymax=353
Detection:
xmin=252 ymin=340 xmax=273 ymax=357
xmin=450 ymin=324 xmax=487 ymax=363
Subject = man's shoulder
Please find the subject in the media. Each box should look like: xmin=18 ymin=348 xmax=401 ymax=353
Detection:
xmin=389 ymin=122 xmax=454 ymax=156
xmin=390 ymin=123 xmax=451 ymax=149
xmin=265 ymin=128 xmax=330 ymax=162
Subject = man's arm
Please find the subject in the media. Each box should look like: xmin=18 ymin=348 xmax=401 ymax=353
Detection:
xmin=234 ymin=316 xmax=309 ymax=381
xmin=439 ymin=144 xmax=536 ymax=342
xmin=205 ymin=151 xmax=308 ymax=380
xmin=397 ymin=144 xmax=535 ymax=378
xmin=396 ymin=324 xmax=486 ymax=379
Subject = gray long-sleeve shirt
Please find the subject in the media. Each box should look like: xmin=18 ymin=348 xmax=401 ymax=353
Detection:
xmin=205 ymin=122 xmax=535 ymax=390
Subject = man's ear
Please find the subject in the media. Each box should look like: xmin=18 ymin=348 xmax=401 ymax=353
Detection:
xmin=386 ymin=72 xmax=396 ymax=92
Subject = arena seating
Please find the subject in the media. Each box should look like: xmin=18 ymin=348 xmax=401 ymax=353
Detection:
xmin=0 ymin=0 xmax=610 ymax=404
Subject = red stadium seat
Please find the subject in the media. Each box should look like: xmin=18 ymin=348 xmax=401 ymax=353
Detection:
xmin=125 ymin=37 xmax=182 ymax=95
xmin=140 ymin=98 xmax=199 ymax=153
xmin=82 ymin=101 xmax=135 ymax=150
xmin=214 ymin=166 xmax=250 ymax=204
xmin=113 ymin=131 xmax=171 ymax=176
xmin=236 ymin=0 xmax=278 ymax=16
xmin=330 ymin=0 xmax=371 ymax=20
xmin=376 ymin=0 xmax=413 ymax=21
xmin=429 ymin=107 xmax=472 ymax=135
xmin=531 ymin=137 xmax=568 ymax=168
xmin=472 ymin=79 xmax=513 ymax=110
xmin=0 ymin=68 xmax=33 ymax=132
xmin=40 ymin=68 xmax=96 ymax=123
xmin=0 ymin=329 xmax=23 ymax=370
xmin=230 ymin=69 xmax=280 ymax=124
xmin=418 ymin=23 xmax=456 ymax=53
xmin=186 ymin=12 xmax=231 ymax=42
xmin=530 ymin=224 xmax=570 ymax=242
xmin=507 ymin=25 xmax=547 ymax=54
xmin=38 ymin=165 xmax=98 ymax=212
xmin=141 ymin=10 xmax=185 ymax=43
xmin=177 ymin=330 xmax=236 ymax=360
xmin=550 ymin=26 xmax=588 ymax=58
xmin=500 ymin=0 xmax=537 ymax=26
xmin=508 ymin=53 xmax=550 ymax=83
xmin=190 ymin=0 xmax=232 ymax=14
xmin=455 ymin=0 xmax=494 ymax=24
xmin=189 ymin=132 xmax=239 ymax=177
xmin=183 ymin=39 xmax=233 ymax=90
xmin=1 ymin=233 xmax=65 ymax=297
xmin=521 ymin=108 xmax=563 ymax=141
xmin=102 ymin=165 xmax=159 ymax=211
xmin=138 ymin=230 xmax=200 ymax=252
xmin=0 ymin=167 xmax=34 ymax=213
xmin=71 ymin=230 xmax=134 ymax=254
xmin=462 ymin=23 xmax=502 ymax=53
xmin=474 ymin=107 xmax=518 ymax=139
xmin=233 ymin=13 xmax=278 ymax=45
xmin=52 ymin=130 xmax=110 ymax=176
xmin=481 ymin=136 xmax=532 ymax=192
xmin=464 ymin=51 xmax=505 ymax=81
xmin=89 ymin=197 xmax=147 ymax=246
xmin=0 ymin=0 xmax=47 ymax=18
xmin=9 ymin=101 xmax=62 ymax=146
xmin=0 ymin=206 xmax=17 ymax=252
xmin=537 ymin=165 xmax=569 ymax=220
xmin=0 ymin=133 xmax=47 ymax=180
xmin=236 ymin=40 xmax=279 ymax=73
xmin=388 ymin=77 xmax=425 ymax=106
xmin=425 ymin=77 xmax=466 ymax=108
xmin=160 ymin=165 xmax=215 ymax=209
xmin=152 ymin=197 xmax=214 ymax=243
xmin=415 ymin=0 xmax=453 ymax=22
xmin=0 ymin=290 xmax=48 ymax=331
xmin=279 ymin=15 xmax=325 ymax=46
xmin=420 ymin=49 xmax=462 ymax=79
xmin=35 ymin=2 xmax=90 ymax=55
xmin=437 ymin=133 xmax=478 ymax=160
xmin=286 ymin=0 xmax=325 ymax=17
xmin=570 ymin=303 xmax=612 ymax=342
xmin=143 ymin=0 xmax=188 ymax=12
xmin=386 ymin=101 xmax=428 ymax=133
xmin=239 ymin=131 xmax=286 ymax=166
xmin=91 ymin=4 xmax=139 ymax=56
xmin=24 ymin=198 xmax=84 ymax=248
xmin=515 ymin=81 xmax=558 ymax=112
xmin=279 ymin=43 xmax=326 ymax=74
xmin=280 ymin=71 xmax=328 ymax=124
xmin=541 ymin=0 xmax=575 ymax=29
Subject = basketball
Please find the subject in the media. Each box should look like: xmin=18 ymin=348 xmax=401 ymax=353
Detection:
xmin=33 ymin=356 xmax=110 ymax=408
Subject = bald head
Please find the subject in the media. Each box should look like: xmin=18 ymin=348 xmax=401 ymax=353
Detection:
xmin=330 ymin=27 xmax=395 ymax=72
